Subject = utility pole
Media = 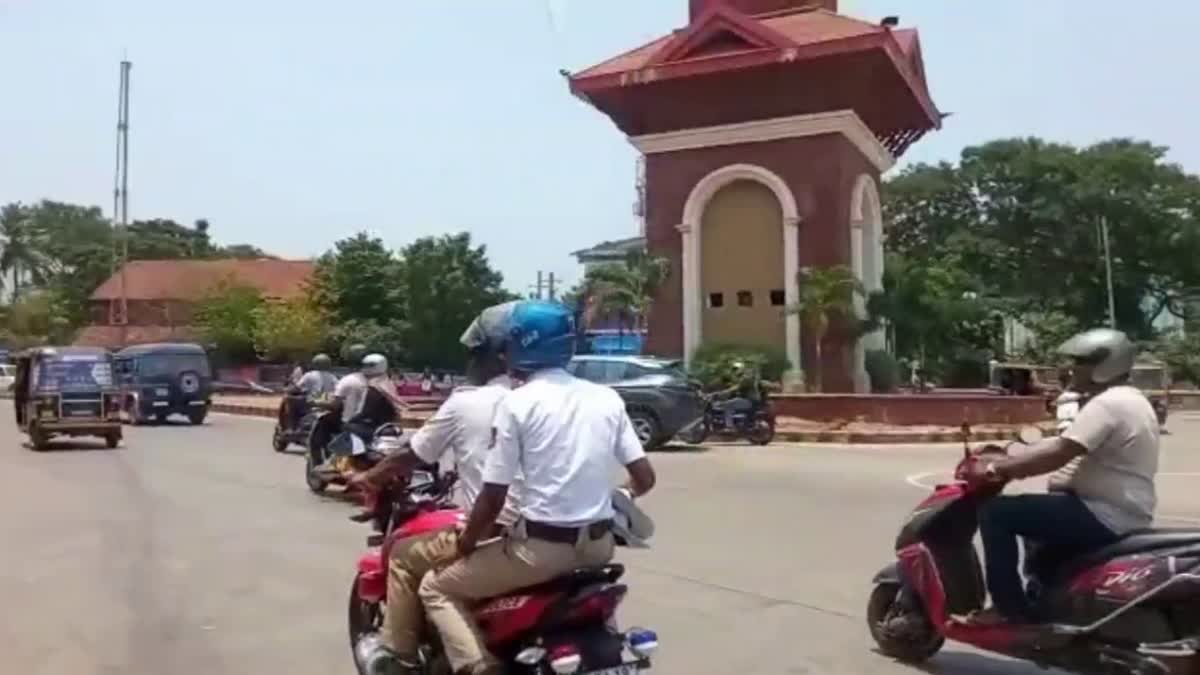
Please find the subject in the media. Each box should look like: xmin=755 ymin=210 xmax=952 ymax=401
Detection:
xmin=547 ymin=272 xmax=557 ymax=301
xmin=530 ymin=271 xmax=544 ymax=300
xmin=111 ymin=59 xmax=132 ymax=346
xmin=1100 ymin=215 xmax=1116 ymax=329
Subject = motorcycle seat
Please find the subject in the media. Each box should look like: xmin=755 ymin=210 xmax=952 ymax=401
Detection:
xmin=508 ymin=564 xmax=625 ymax=596
xmin=1073 ymin=528 xmax=1200 ymax=567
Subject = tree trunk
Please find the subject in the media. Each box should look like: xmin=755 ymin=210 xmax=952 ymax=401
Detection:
xmin=813 ymin=326 xmax=825 ymax=393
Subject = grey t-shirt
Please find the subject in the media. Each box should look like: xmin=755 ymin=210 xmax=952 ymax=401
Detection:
xmin=1050 ymin=385 xmax=1159 ymax=533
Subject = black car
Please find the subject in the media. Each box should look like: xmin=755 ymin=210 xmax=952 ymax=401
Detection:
xmin=566 ymin=355 xmax=705 ymax=449
xmin=115 ymin=343 xmax=213 ymax=425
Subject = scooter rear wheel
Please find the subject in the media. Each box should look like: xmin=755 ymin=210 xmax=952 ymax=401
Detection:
xmin=867 ymin=583 xmax=944 ymax=663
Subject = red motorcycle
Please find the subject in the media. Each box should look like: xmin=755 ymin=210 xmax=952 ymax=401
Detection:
xmin=868 ymin=425 xmax=1200 ymax=674
xmin=348 ymin=468 xmax=658 ymax=674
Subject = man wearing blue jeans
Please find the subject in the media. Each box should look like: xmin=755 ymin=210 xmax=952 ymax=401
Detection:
xmin=965 ymin=328 xmax=1160 ymax=624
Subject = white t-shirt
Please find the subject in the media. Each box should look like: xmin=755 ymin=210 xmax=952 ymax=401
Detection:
xmin=298 ymin=370 xmax=338 ymax=398
xmin=410 ymin=376 xmax=520 ymax=525
xmin=483 ymin=368 xmax=646 ymax=527
xmin=1052 ymin=385 xmax=1160 ymax=533
xmin=334 ymin=372 xmax=368 ymax=423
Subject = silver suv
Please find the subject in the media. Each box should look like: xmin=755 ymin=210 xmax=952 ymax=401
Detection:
xmin=567 ymin=355 xmax=705 ymax=449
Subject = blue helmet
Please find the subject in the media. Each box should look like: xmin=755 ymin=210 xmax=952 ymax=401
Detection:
xmin=460 ymin=300 xmax=576 ymax=373
xmin=508 ymin=301 xmax=576 ymax=372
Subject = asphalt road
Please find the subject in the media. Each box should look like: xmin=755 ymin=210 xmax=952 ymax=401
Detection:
xmin=5 ymin=404 xmax=1200 ymax=675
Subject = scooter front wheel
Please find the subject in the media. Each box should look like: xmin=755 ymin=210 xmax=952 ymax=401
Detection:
xmin=866 ymin=583 xmax=944 ymax=663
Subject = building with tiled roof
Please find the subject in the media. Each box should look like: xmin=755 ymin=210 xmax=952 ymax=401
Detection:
xmin=75 ymin=259 xmax=315 ymax=349
xmin=568 ymin=0 xmax=940 ymax=391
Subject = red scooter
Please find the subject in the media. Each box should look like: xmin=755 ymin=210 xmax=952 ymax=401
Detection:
xmin=868 ymin=425 xmax=1200 ymax=674
xmin=348 ymin=468 xmax=658 ymax=674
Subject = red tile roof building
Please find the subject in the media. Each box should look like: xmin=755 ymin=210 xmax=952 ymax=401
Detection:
xmin=75 ymin=259 xmax=315 ymax=349
xmin=568 ymin=0 xmax=940 ymax=391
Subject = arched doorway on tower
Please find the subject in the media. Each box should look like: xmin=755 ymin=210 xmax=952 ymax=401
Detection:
xmin=699 ymin=179 xmax=787 ymax=351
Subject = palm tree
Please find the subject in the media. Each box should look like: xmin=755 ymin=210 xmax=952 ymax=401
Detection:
xmin=788 ymin=265 xmax=865 ymax=392
xmin=583 ymin=250 xmax=671 ymax=348
xmin=0 ymin=203 xmax=47 ymax=301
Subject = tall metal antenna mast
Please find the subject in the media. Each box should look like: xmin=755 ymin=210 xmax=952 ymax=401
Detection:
xmin=111 ymin=60 xmax=132 ymax=346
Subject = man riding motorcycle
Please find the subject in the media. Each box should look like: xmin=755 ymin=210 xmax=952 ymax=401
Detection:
xmin=712 ymin=360 xmax=777 ymax=431
xmin=315 ymin=352 xmax=400 ymax=476
xmin=350 ymin=304 xmax=521 ymax=675
xmin=285 ymin=353 xmax=338 ymax=431
xmin=963 ymin=328 xmax=1160 ymax=625
xmin=418 ymin=300 xmax=658 ymax=675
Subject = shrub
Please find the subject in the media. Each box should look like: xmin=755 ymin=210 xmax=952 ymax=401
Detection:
xmin=689 ymin=342 xmax=791 ymax=391
xmin=864 ymin=349 xmax=900 ymax=393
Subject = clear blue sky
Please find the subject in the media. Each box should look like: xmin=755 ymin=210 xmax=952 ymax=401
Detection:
xmin=2 ymin=1 xmax=1198 ymax=294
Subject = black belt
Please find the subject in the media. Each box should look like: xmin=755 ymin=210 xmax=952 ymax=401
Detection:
xmin=525 ymin=520 xmax=612 ymax=544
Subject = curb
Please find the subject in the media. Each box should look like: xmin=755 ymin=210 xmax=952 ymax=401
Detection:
xmin=211 ymin=403 xmax=1053 ymax=445
xmin=210 ymin=404 xmax=426 ymax=429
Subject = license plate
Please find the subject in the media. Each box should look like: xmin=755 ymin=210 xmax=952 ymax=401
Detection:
xmin=68 ymin=409 xmax=93 ymax=417
xmin=156 ymin=388 xmax=169 ymax=396
xmin=152 ymin=401 xmax=169 ymax=407
xmin=583 ymin=666 xmax=638 ymax=675
xmin=188 ymin=400 xmax=206 ymax=406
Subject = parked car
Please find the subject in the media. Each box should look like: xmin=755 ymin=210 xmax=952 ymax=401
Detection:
xmin=115 ymin=343 xmax=213 ymax=425
xmin=566 ymin=354 xmax=705 ymax=449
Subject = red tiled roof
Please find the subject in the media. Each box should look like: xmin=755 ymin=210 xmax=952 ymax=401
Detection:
xmin=91 ymin=259 xmax=314 ymax=301
xmin=575 ymin=8 xmax=884 ymax=79
xmin=73 ymin=325 xmax=199 ymax=350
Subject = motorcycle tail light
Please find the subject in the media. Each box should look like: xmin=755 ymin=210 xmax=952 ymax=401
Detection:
xmin=548 ymin=645 xmax=582 ymax=674
xmin=514 ymin=646 xmax=546 ymax=665
xmin=626 ymin=628 xmax=659 ymax=658
xmin=561 ymin=585 xmax=626 ymax=624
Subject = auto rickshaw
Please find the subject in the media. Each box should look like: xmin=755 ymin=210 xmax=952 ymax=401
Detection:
xmin=12 ymin=346 xmax=123 ymax=450
xmin=987 ymin=362 xmax=1059 ymax=396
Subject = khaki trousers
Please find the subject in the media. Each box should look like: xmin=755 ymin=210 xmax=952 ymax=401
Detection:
xmin=419 ymin=529 xmax=615 ymax=672
xmin=381 ymin=529 xmax=461 ymax=658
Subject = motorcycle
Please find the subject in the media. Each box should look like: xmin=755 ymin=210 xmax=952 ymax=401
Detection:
xmin=867 ymin=424 xmax=1200 ymax=674
xmin=272 ymin=390 xmax=332 ymax=453
xmin=304 ymin=420 xmax=399 ymax=494
xmin=348 ymin=469 xmax=659 ymax=675
xmin=678 ymin=393 xmax=775 ymax=446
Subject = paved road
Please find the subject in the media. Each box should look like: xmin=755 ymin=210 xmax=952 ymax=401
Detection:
xmin=4 ymin=404 xmax=1200 ymax=675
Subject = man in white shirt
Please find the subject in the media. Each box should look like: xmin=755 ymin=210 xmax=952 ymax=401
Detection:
xmin=964 ymin=328 xmax=1159 ymax=625
xmin=349 ymin=308 xmax=520 ymax=675
xmin=418 ymin=301 xmax=657 ymax=675
xmin=296 ymin=353 xmax=338 ymax=399
xmin=335 ymin=345 xmax=371 ymax=425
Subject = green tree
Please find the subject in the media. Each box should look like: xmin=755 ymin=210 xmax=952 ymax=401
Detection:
xmin=885 ymin=138 xmax=1200 ymax=342
xmin=788 ymin=265 xmax=864 ymax=392
xmin=396 ymin=233 xmax=515 ymax=370
xmin=252 ymin=298 xmax=326 ymax=363
xmin=309 ymin=233 xmax=402 ymax=325
xmin=581 ymin=250 xmax=671 ymax=334
xmin=194 ymin=278 xmax=264 ymax=362
xmin=0 ymin=203 xmax=49 ymax=300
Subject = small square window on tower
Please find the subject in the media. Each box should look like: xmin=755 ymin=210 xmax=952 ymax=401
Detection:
xmin=737 ymin=291 xmax=754 ymax=307
xmin=708 ymin=292 xmax=724 ymax=308
xmin=770 ymin=289 xmax=786 ymax=306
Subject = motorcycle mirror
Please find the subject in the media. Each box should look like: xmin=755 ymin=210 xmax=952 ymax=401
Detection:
xmin=1017 ymin=426 xmax=1044 ymax=445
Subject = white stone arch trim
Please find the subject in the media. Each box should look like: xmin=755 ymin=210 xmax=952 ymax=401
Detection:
xmin=677 ymin=163 xmax=801 ymax=378
xmin=850 ymin=173 xmax=885 ymax=392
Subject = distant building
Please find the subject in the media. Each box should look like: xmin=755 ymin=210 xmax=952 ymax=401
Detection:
xmin=74 ymin=259 xmax=314 ymax=349
xmin=571 ymin=237 xmax=646 ymax=275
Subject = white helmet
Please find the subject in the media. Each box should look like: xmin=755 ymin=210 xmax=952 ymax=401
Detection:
xmin=362 ymin=353 xmax=388 ymax=378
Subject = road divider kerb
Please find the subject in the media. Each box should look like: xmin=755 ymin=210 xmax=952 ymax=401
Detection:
xmin=210 ymin=402 xmax=1054 ymax=445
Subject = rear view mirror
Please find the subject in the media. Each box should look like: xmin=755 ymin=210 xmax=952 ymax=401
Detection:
xmin=1018 ymin=426 xmax=1044 ymax=445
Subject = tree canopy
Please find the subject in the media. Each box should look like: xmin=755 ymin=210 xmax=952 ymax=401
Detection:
xmin=880 ymin=137 xmax=1200 ymax=380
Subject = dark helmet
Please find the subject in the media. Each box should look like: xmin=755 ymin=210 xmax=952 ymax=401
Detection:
xmin=344 ymin=343 xmax=368 ymax=365
xmin=311 ymin=353 xmax=332 ymax=370
xmin=1058 ymin=328 xmax=1136 ymax=385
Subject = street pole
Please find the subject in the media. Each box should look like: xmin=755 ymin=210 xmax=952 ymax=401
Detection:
xmin=112 ymin=59 xmax=132 ymax=346
xmin=1100 ymin=215 xmax=1116 ymax=328
xmin=547 ymin=272 xmax=557 ymax=301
